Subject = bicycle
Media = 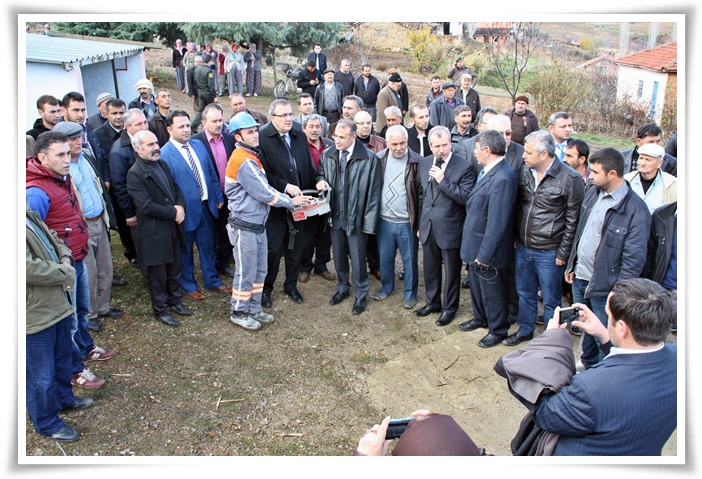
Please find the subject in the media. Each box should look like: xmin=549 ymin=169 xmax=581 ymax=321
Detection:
xmin=274 ymin=61 xmax=304 ymax=98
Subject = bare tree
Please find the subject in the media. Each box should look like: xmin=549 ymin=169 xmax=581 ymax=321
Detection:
xmin=464 ymin=22 xmax=478 ymax=40
xmin=482 ymin=22 xmax=539 ymax=105
xmin=648 ymin=22 xmax=659 ymax=49
xmin=619 ymin=22 xmax=630 ymax=56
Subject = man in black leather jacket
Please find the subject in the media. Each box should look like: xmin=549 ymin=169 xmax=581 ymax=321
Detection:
xmin=505 ymin=130 xmax=585 ymax=347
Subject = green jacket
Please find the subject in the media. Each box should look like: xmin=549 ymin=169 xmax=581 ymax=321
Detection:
xmin=25 ymin=206 xmax=75 ymax=335
xmin=194 ymin=64 xmax=216 ymax=99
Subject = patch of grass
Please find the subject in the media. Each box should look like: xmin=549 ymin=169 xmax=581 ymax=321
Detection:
xmin=572 ymin=132 xmax=632 ymax=150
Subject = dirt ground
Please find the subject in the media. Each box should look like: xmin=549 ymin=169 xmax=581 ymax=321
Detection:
xmin=24 ymin=45 xmax=676 ymax=459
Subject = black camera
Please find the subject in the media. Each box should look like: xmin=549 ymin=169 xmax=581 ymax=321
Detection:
xmin=558 ymin=306 xmax=581 ymax=325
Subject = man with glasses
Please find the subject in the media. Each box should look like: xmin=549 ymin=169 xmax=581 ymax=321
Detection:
xmin=316 ymin=120 xmax=381 ymax=315
xmin=257 ymin=99 xmax=317 ymax=308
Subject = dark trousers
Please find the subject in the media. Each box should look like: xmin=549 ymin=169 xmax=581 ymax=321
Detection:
xmin=322 ymin=111 xmax=341 ymax=125
xmin=192 ymin=95 xmax=215 ymax=132
xmin=263 ymin=218 xmax=309 ymax=295
xmin=214 ymin=203 xmax=233 ymax=271
xmin=468 ymin=262 xmax=510 ymax=337
xmin=366 ymin=234 xmax=380 ymax=273
xmin=146 ymin=233 xmax=184 ymax=316
xmin=110 ymin=189 xmax=137 ymax=260
xmin=422 ymin=228 xmax=461 ymax=314
xmin=300 ymin=214 xmax=332 ymax=274
xmin=129 ymin=225 xmax=148 ymax=279
xmin=331 ymin=227 xmax=369 ymax=299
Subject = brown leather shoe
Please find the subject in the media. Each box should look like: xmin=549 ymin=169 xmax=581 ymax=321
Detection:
xmin=372 ymin=270 xmax=382 ymax=281
xmin=317 ymin=271 xmax=336 ymax=281
xmin=209 ymin=285 xmax=232 ymax=294
xmin=298 ymin=272 xmax=310 ymax=283
xmin=187 ymin=290 xmax=206 ymax=300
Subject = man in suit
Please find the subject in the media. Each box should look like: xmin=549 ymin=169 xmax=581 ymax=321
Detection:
xmin=457 ymin=113 xmax=524 ymax=178
xmin=94 ymin=99 xmax=126 ymax=158
xmin=548 ymin=111 xmax=573 ymax=161
xmin=192 ymin=103 xmax=236 ymax=278
xmin=257 ymin=99 xmax=318 ymax=308
xmin=308 ymin=43 xmax=327 ymax=73
xmin=294 ymin=93 xmax=328 ymax=137
xmin=407 ymin=104 xmax=432 ymax=157
xmin=159 ymin=110 xmax=230 ymax=300
xmin=316 ymin=119 xmax=381 ymax=315
xmin=534 ymin=278 xmax=677 ymax=456
xmin=127 ymin=130 xmax=192 ymax=327
xmin=414 ymin=126 xmax=475 ymax=326
xmin=459 ymin=130 xmax=518 ymax=347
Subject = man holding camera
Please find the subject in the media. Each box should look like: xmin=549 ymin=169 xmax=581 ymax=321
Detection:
xmin=531 ymin=278 xmax=677 ymax=455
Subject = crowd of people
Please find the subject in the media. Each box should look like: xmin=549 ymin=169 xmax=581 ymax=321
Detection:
xmin=25 ymin=42 xmax=678 ymax=454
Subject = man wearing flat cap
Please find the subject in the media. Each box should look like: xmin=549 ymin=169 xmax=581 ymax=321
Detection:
xmin=429 ymin=82 xmax=465 ymax=130
xmin=624 ymin=143 xmax=677 ymax=214
xmin=505 ymin=95 xmax=540 ymax=146
xmin=86 ymin=92 xmax=114 ymax=132
xmin=375 ymin=72 xmax=404 ymax=133
xmin=129 ymin=78 xmax=157 ymax=120
xmin=447 ymin=56 xmax=478 ymax=87
xmin=314 ymin=67 xmax=344 ymax=125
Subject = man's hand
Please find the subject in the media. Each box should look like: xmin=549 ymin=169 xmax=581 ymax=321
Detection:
xmin=285 ymin=184 xmax=303 ymax=197
xmin=174 ymin=205 xmax=185 ymax=224
xmin=564 ymin=271 xmax=574 ymax=284
xmin=126 ymin=216 xmax=137 ymax=227
xmin=556 ymin=258 xmax=566 ymax=267
xmin=291 ymin=195 xmax=312 ymax=206
xmin=475 ymin=258 xmax=490 ymax=268
xmin=546 ymin=306 xmax=568 ymax=331
xmin=356 ymin=416 xmax=392 ymax=456
xmin=104 ymin=181 xmax=111 ymax=190
xmin=216 ymin=202 xmax=223 ymax=209
xmin=429 ymin=165 xmax=445 ymax=184
xmin=571 ymin=302 xmax=610 ymax=343
xmin=410 ymin=409 xmax=437 ymax=422
xmin=316 ymin=180 xmax=329 ymax=191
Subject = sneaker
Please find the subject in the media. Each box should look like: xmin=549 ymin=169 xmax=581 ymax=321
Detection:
xmin=253 ymin=93 xmax=258 ymax=97
xmin=250 ymin=311 xmax=275 ymax=324
xmin=535 ymin=315 xmax=545 ymax=325
xmin=575 ymin=360 xmax=586 ymax=374
xmin=372 ymin=290 xmax=394 ymax=301
xmin=87 ymin=318 xmax=101 ymax=332
xmin=71 ymin=368 xmax=105 ymax=389
xmin=229 ymin=312 xmax=262 ymax=331
xmin=671 ymin=323 xmax=677 ymax=333
xmin=83 ymin=346 xmax=115 ymax=362
xmin=403 ymin=298 xmax=416 ymax=309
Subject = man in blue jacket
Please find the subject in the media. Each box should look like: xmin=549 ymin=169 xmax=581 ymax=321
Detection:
xmin=565 ymin=148 xmax=651 ymax=369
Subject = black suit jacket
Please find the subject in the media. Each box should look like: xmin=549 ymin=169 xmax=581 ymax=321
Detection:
xmin=418 ymin=153 xmax=475 ymax=250
xmin=460 ymin=159 xmax=517 ymax=269
xmin=462 ymin=140 xmax=524 ymax=181
xmin=307 ymin=52 xmax=327 ymax=73
xmin=192 ymin=130 xmax=236 ymax=183
xmin=257 ymin=122 xmax=317 ymax=222
xmin=93 ymin=122 xmax=122 ymax=160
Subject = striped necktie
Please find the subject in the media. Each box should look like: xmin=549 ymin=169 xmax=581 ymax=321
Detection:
xmin=182 ymin=144 xmax=205 ymax=198
xmin=476 ymin=168 xmax=485 ymax=183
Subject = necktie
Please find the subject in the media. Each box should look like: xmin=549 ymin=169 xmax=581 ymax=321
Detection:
xmin=281 ymin=134 xmax=299 ymax=180
xmin=182 ymin=144 xmax=205 ymax=198
xmin=557 ymin=144 xmax=565 ymax=161
xmin=476 ymin=168 xmax=485 ymax=183
xmin=431 ymin=157 xmax=444 ymax=197
xmin=339 ymin=150 xmax=348 ymax=190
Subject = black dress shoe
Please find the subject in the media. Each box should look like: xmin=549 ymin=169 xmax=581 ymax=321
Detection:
xmin=87 ymin=318 xmax=101 ymax=332
xmin=49 ymin=425 xmax=80 ymax=442
xmin=330 ymin=291 xmax=349 ymax=305
xmin=478 ymin=333 xmax=507 ymax=348
xmin=218 ymin=266 xmax=236 ymax=278
xmin=172 ymin=304 xmax=193 ymax=315
xmin=62 ymin=397 xmax=94 ymax=412
xmin=458 ymin=318 xmax=487 ymax=332
xmin=502 ymin=331 xmax=534 ymax=346
xmin=261 ymin=294 xmax=272 ymax=308
xmin=414 ymin=305 xmax=441 ymax=317
xmin=129 ymin=257 xmax=140 ymax=268
xmin=461 ymin=276 xmax=470 ymax=289
xmin=352 ymin=297 xmax=366 ymax=315
xmin=435 ymin=311 xmax=456 ymax=326
xmin=99 ymin=308 xmax=124 ymax=319
xmin=285 ymin=289 xmax=304 ymax=303
xmin=156 ymin=314 xmax=180 ymax=327
xmin=112 ymin=275 xmax=127 ymax=286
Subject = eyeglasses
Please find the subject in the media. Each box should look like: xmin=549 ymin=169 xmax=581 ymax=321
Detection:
xmin=271 ymin=113 xmax=294 ymax=118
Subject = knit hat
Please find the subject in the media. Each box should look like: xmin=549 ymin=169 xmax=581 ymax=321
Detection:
xmin=637 ymin=143 xmax=665 ymax=159
xmin=515 ymin=95 xmax=529 ymax=104
xmin=135 ymin=78 xmax=154 ymax=91
xmin=96 ymin=92 xmax=114 ymax=107
xmin=389 ymin=72 xmax=403 ymax=82
xmin=53 ymin=121 xmax=83 ymax=138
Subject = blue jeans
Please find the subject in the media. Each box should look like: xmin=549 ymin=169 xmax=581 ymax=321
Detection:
xmin=377 ymin=219 xmax=418 ymax=301
xmin=26 ymin=315 xmax=75 ymax=436
xmin=70 ymin=259 xmax=94 ymax=375
xmin=572 ymin=277 xmax=609 ymax=368
xmin=515 ymin=243 xmax=564 ymax=335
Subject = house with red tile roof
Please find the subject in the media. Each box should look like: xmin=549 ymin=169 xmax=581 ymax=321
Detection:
xmin=613 ymin=42 xmax=677 ymax=124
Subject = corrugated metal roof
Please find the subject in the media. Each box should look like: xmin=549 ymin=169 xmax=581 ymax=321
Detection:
xmin=614 ymin=42 xmax=677 ymax=73
xmin=25 ymin=34 xmax=144 ymax=71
